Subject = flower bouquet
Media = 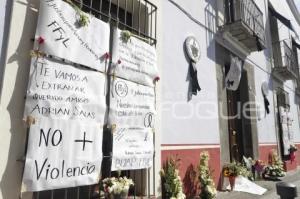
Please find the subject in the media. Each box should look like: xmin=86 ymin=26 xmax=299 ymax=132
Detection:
xmin=289 ymin=144 xmax=297 ymax=162
xmin=264 ymin=150 xmax=285 ymax=179
xmin=289 ymin=144 xmax=298 ymax=153
xmin=253 ymin=160 xmax=265 ymax=179
xmin=223 ymin=162 xmax=239 ymax=191
xmin=101 ymin=176 xmax=134 ymax=199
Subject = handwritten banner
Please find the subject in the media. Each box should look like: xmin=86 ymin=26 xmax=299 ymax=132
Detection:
xmin=24 ymin=57 xmax=106 ymax=123
xmin=35 ymin=0 xmax=110 ymax=71
xmin=22 ymin=119 xmax=102 ymax=192
xmin=112 ymin=28 xmax=158 ymax=87
xmin=111 ymin=127 xmax=153 ymax=171
xmin=109 ymin=77 xmax=156 ymax=128
xmin=279 ymin=107 xmax=292 ymax=155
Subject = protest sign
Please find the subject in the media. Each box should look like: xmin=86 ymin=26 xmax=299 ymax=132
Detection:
xmin=35 ymin=0 xmax=110 ymax=71
xmin=112 ymin=28 xmax=158 ymax=87
xmin=109 ymin=78 xmax=156 ymax=128
xmin=111 ymin=127 xmax=153 ymax=171
xmin=22 ymin=119 xmax=102 ymax=192
xmin=24 ymin=57 xmax=106 ymax=123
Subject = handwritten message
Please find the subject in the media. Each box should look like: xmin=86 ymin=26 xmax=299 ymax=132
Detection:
xmin=112 ymin=28 xmax=158 ymax=87
xmin=279 ymin=107 xmax=293 ymax=155
xmin=24 ymin=57 xmax=106 ymax=123
xmin=111 ymin=127 xmax=153 ymax=171
xmin=35 ymin=0 xmax=110 ymax=71
xmin=22 ymin=119 xmax=102 ymax=192
xmin=109 ymin=77 xmax=156 ymax=128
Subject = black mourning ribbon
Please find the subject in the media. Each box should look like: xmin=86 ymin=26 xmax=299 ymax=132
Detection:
xmin=189 ymin=60 xmax=201 ymax=95
xmin=263 ymin=95 xmax=270 ymax=114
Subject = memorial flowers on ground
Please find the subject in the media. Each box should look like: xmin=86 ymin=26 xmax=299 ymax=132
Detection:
xmin=264 ymin=150 xmax=285 ymax=178
xmin=198 ymin=151 xmax=217 ymax=199
xmin=223 ymin=162 xmax=239 ymax=191
xmin=101 ymin=174 xmax=134 ymax=198
xmin=253 ymin=159 xmax=265 ymax=179
xmin=160 ymin=155 xmax=186 ymax=199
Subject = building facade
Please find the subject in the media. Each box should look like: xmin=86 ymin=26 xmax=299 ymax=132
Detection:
xmin=1 ymin=0 xmax=300 ymax=198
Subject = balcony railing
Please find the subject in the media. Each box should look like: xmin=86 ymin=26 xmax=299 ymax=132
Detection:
xmin=222 ymin=0 xmax=266 ymax=51
xmin=272 ymin=40 xmax=298 ymax=80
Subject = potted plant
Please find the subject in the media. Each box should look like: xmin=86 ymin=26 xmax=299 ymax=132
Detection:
xmin=101 ymin=175 xmax=134 ymax=199
xmin=223 ymin=162 xmax=239 ymax=191
xmin=198 ymin=151 xmax=217 ymax=199
xmin=160 ymin=155 xmax=186 ymax=199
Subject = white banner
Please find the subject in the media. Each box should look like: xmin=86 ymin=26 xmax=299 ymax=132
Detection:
xmin=225 ymin=56 xmax=242 ymax=91
xmin=22 ymin=119 xmax=102 ymax=192
xmin=279 ymin=107 xmax=291 ymax=155
xmin=24 ymin=57 xmax=106 ymax=123
xmin=111 ymin=127 xmax=153 ymax=171
xmin=112 ymin=28 xmax=158 ymax=87
xmin=109 ymin=77 xmax=156 ymax=128
xmin=35 ymin=0 xmax=110 ymax=71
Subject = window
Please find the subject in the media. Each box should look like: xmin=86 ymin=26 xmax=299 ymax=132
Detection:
xmin=32 ymin=0 xmax=157 ymax=198
xmin=277 ymin=88 xmax=290 ymax=109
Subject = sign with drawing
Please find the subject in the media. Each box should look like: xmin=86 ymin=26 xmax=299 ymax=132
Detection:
xmin=109 ymin=77 xmax=156 ymax=128
xmin=35 ymin=0 xmax=110 ymax=71
xmin=111 ymin=28 xmax=158 ymax=87
xmin=22 ymin=119 xmax=102 ymax=192
xmin=111 ymin=127 xmax=153 ymax=171
xmin=24 ymin=57 xmax=106 ymax=123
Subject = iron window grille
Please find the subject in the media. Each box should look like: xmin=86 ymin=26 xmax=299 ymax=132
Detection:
xmin=224 ymin=0 xmax=265 ymax=44
xmin=31 ymin=0 xmax=158 ymax=198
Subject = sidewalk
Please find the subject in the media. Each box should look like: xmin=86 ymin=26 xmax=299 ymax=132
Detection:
xmin=217 ymin=169 xmax=300 ymax=199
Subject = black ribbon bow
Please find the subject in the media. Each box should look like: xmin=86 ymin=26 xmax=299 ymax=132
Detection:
xmin=263 ymin=95 xmax=270 ymax=114
xmin=189 ymin=60 xmax=201 ymax=95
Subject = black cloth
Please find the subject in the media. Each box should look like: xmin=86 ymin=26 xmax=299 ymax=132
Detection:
xmin=263 ymin=95 xmax=270 ymax=114
xmin=292 ymin=39 xmax=300 ymax=49
xmin=189 ymin=61 xmax=201 ymax=95
xmin=269 ymin=7 xmax=295 ymax=33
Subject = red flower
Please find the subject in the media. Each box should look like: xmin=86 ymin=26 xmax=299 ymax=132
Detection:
xmin=37 ymin=36 xmax=45 ymax=44
xmin=154 ymin=76 xmax=160 ymax=82
xmin=103 ymin=52 xmax=110 ymax=60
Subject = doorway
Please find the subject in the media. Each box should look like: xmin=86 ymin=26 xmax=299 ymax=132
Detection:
xmin=226 ymin=66 xmax=254 ymax=162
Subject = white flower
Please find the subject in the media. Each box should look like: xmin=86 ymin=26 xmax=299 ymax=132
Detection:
xmin=176 ymin=192 xmax=186 ymax=199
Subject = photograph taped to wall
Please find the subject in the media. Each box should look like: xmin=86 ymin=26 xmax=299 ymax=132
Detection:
xmin=35 ymin=0 xmax=110 ymax=72
xmin=22 ymin=118 xmax=102 ymax=192
xmin=109 ymin=77 xmax=156 ymax=128
xmin=111 ymin=28 xmax=158 ymax=87
xmin=111 ymin=127 xmax=154 ymax=171
xmin=24 ymin=57 xmax=106 ymax=123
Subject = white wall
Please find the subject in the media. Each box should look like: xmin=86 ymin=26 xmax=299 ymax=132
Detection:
xmin=161 ymin=0 xmax=220 ymax=145
xmin=0 ymin=0 xmax=12 ymax=100
xmin=0 ymin=0 xmax=5 ymax=51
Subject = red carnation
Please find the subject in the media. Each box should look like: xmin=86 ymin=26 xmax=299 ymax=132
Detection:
xmin=37 ymin=36 xmax=45 ymax=44
xmin=154 ymin=76 xmax=160 ymax=82
xmin=103 ymin=52 xmax=110 ymax=60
